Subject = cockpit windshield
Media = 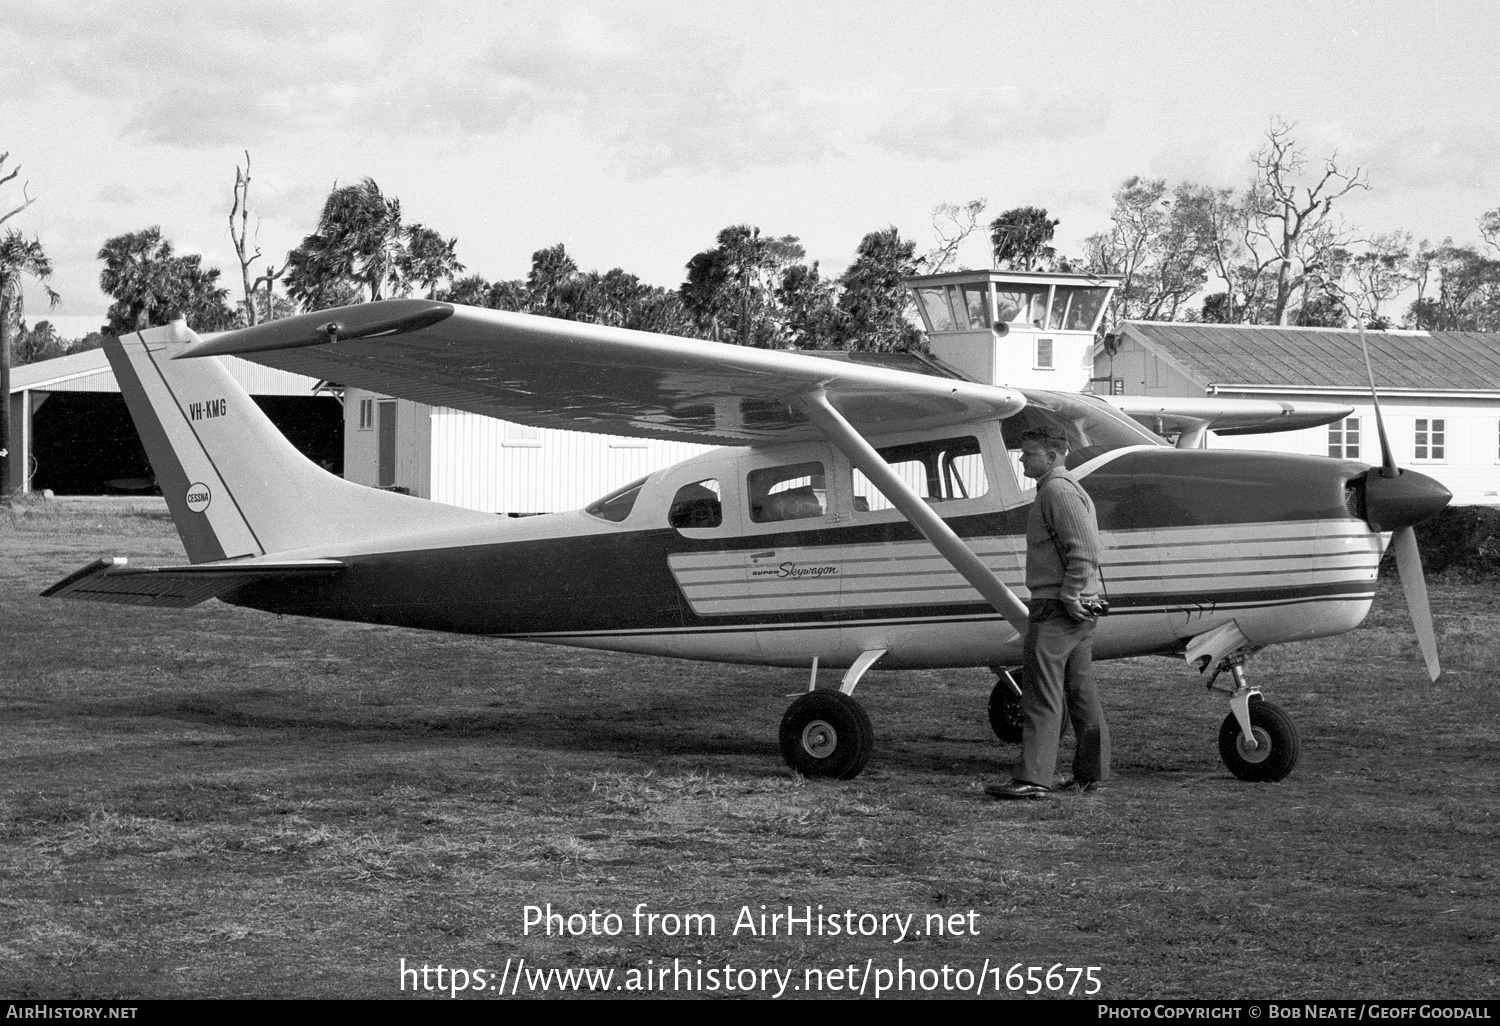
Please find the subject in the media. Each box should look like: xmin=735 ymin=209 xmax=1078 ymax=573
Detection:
xmin=584 ymin=476 xmax=648 ymax=522
xmin=1002 ymin=390 xmax=1166 ymax=468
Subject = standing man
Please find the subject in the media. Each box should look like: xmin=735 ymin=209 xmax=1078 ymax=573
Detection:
xmin=987 ymin=425 xmax=1110 ymax=799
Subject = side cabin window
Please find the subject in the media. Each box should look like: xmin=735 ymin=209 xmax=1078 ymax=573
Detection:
xmin=852 ymin=436 xmax=989 ymax=513
xmin=749 ymin=462 xmax=826 ymax=523
xmin=584 ymin=476 xmax=647 ymax=523
xmin=669 ymin=478 xmax=722 ymax=529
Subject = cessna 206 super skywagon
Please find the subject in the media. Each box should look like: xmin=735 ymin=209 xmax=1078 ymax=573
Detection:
xmin=45 ymin=300 xmax=1452 ymax=783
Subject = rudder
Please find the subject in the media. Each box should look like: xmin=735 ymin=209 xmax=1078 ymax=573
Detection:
xmin=107 ymin=320 xmax=494 ymax=563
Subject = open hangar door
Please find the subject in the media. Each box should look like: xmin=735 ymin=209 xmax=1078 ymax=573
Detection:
xmin=28 ymin=392 xmax=344 ymax=495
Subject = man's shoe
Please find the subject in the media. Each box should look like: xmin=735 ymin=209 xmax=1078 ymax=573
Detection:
xmin=985 ymin=780 xmax=1052 ymax=800
xmin=1056 ymin=777 xmax=1104 ymax=793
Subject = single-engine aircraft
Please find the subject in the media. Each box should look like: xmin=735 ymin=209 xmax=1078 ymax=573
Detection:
xmin=44 ymin=300 xmax=1452 ymax=782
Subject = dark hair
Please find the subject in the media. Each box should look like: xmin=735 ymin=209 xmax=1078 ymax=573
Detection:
xmin=1020 ymin=426 xmax=1069 ymax=454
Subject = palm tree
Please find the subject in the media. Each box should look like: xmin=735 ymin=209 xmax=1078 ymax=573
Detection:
xmin=98 ymin=227 xmax=172 ymax=332
xmin=0 ymin=229 xmax=59 ymax=497
xmin=990 ymin=207 xmax=1060 ymax=271
xmin=97 ymin=227 xmax=235 ymax=335
xmin=286 ymin=178 xmax=406 ymax=308
xmin=398 ymin=224 xmax=464 ymax=299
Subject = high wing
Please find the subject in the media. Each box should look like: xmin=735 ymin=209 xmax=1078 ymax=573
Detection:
xmin=1103 ymin=395 xmax=1353 ymax=446
xmin=183 ymin=300 xmax=1026 ymax=446
xmin=43 ymin=557 xmax=345 ymax=608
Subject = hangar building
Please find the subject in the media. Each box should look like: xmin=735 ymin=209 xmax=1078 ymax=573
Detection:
xmin=5 ymin=347 xmax=341 ymax=496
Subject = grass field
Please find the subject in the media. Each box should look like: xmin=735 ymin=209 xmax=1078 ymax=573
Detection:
xmin=2 ymin=498 xmax=1496 ymax=1000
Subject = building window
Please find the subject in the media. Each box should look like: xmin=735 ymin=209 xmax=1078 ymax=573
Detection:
xmin=1328 ymin=417 xmax=1360 ymax=459
xmin=1035 ymin=337 xmax=1054 ymax=370
xmin=915 ymin=287 xmax=955 ymax=332
xmin=502 ymin=421 xmax=541 ymax=447
xmin=358 ymin=398 xmax=374 ymax=431
xmin=1414 ymin=418 xmax=1445 ymax=461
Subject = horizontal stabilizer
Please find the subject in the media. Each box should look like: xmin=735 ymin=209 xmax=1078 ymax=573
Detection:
xmin=42 ymin=556 xmax=345 ymax=608
xmin=1105 ymin=396 xmax=1352 ymax=445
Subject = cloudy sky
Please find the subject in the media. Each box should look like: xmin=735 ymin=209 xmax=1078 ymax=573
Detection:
xmin=4 ymin=0 xmax=1498 ymax=337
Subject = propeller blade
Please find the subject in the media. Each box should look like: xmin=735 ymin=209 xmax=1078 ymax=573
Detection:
xmin=1356 ymin=321 xmax=1398 ymax=478
xmin=1391 ymin=525 xmax=1441 ymax=681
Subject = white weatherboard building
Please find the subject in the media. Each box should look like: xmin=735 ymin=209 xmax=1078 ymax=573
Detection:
xmin=1099 ymin=322 xmax=1500 ymax=506
xmin=342 ymin=391 xmax=713 ymax=514
xmin=342 ymin=271 xmax=1123 ymax=514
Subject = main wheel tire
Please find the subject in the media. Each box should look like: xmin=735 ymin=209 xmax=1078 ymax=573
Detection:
xmin=779 ymin=690 xmax=874 ymax=779
xmin=988 ymin=673 xmax=1025 ymax=744
xmin=1218 ymin=696 xmax=1300 ymax=782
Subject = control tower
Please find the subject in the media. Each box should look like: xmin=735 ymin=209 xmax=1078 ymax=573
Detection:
xmin=905 ymin=269 xmax=1120 ymax=391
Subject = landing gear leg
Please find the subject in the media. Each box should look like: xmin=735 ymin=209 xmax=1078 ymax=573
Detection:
xmin=988 ymin=669 xmax=1025 ymax=744
xmin=1215 ymin=664 xmax=1301 ymax=783
xmin=779 ymin=649 xmax=883 ymax=779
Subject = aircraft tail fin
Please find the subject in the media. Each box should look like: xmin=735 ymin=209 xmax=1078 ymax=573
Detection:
xmin=106 ymin=320 xmax=495 ymax=563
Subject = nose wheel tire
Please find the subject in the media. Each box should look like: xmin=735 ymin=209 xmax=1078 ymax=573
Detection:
xmin=1218 ymin=695 xmax=1300 ymax=782
xmin=988 ymin=674 xmax=1025 ymax=744
xmin=779 ymin=691 xmax=874 ymax=779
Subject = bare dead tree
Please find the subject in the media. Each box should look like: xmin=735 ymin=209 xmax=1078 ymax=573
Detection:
xmin=0 ymin=153 xmax=36 ymax=228
xmin=229 ymin=151 xmax=263 ymax=325
xmin=1245 ymin=119 xmax=1369 ymax=325
xmin=921 ymin=198 xmax=987 ymax=274
xmin=253 ymin=260 xmax=287 ymax=322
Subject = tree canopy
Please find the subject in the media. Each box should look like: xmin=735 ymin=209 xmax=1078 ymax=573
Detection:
xmin=990 ymin=206 xmax=1060 ymax=271
xmin=97 ymin=227 xmax=235 ymax=335
xmin=284 ymin=179 xmax=464 ymax=311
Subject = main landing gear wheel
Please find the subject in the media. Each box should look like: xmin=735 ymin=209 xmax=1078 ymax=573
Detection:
xmin=988 ymin=673 xmax=1025 ymax=744
xmin=779 ymin=690 xmax=874 ymax=779
xmin=1218 ymin=695 xmax=1300 ymax=782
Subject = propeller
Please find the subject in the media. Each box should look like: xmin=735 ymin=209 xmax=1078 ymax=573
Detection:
xmin=1355 ymin=320 xmax=1450 ymax=680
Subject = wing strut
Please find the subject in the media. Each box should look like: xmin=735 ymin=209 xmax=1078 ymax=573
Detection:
xmin=794 ymin=390 xmax=1030 ymax=636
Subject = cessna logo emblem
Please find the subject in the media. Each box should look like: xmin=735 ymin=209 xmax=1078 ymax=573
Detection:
xmin=185 ymin=483 xmax=212 ymax=513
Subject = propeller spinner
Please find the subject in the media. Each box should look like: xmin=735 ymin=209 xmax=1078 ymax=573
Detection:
xmin=1356 ymin=322 xmax=1451 ymax=680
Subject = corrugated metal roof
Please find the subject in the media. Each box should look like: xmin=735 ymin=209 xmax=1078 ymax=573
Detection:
xmin=1121 ymin=322 xmax=1500 ymax=391
xmin=9 ymin=345 xmax=326 ymax=396
xmin=9 ymin=347 xmax=112 ymax=389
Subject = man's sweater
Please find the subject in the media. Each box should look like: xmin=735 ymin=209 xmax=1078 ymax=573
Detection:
xmin=1024 ymin=466 xmax=1102 ymax=603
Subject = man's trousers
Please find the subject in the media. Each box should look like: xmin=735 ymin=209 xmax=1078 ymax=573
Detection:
xmin=1019 ymin=599 xmax=1110 ymax=786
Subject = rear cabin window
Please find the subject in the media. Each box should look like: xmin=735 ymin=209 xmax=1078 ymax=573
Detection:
xmin=748 ymin=462 xmax=826 ymax=523
xmin=669 ymin=478 xmax=723 ymax=529
xmin=852 ymin=436 xmax=988 ymax=513
xmin=584 ymin=477 xmax=647 ymax=523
